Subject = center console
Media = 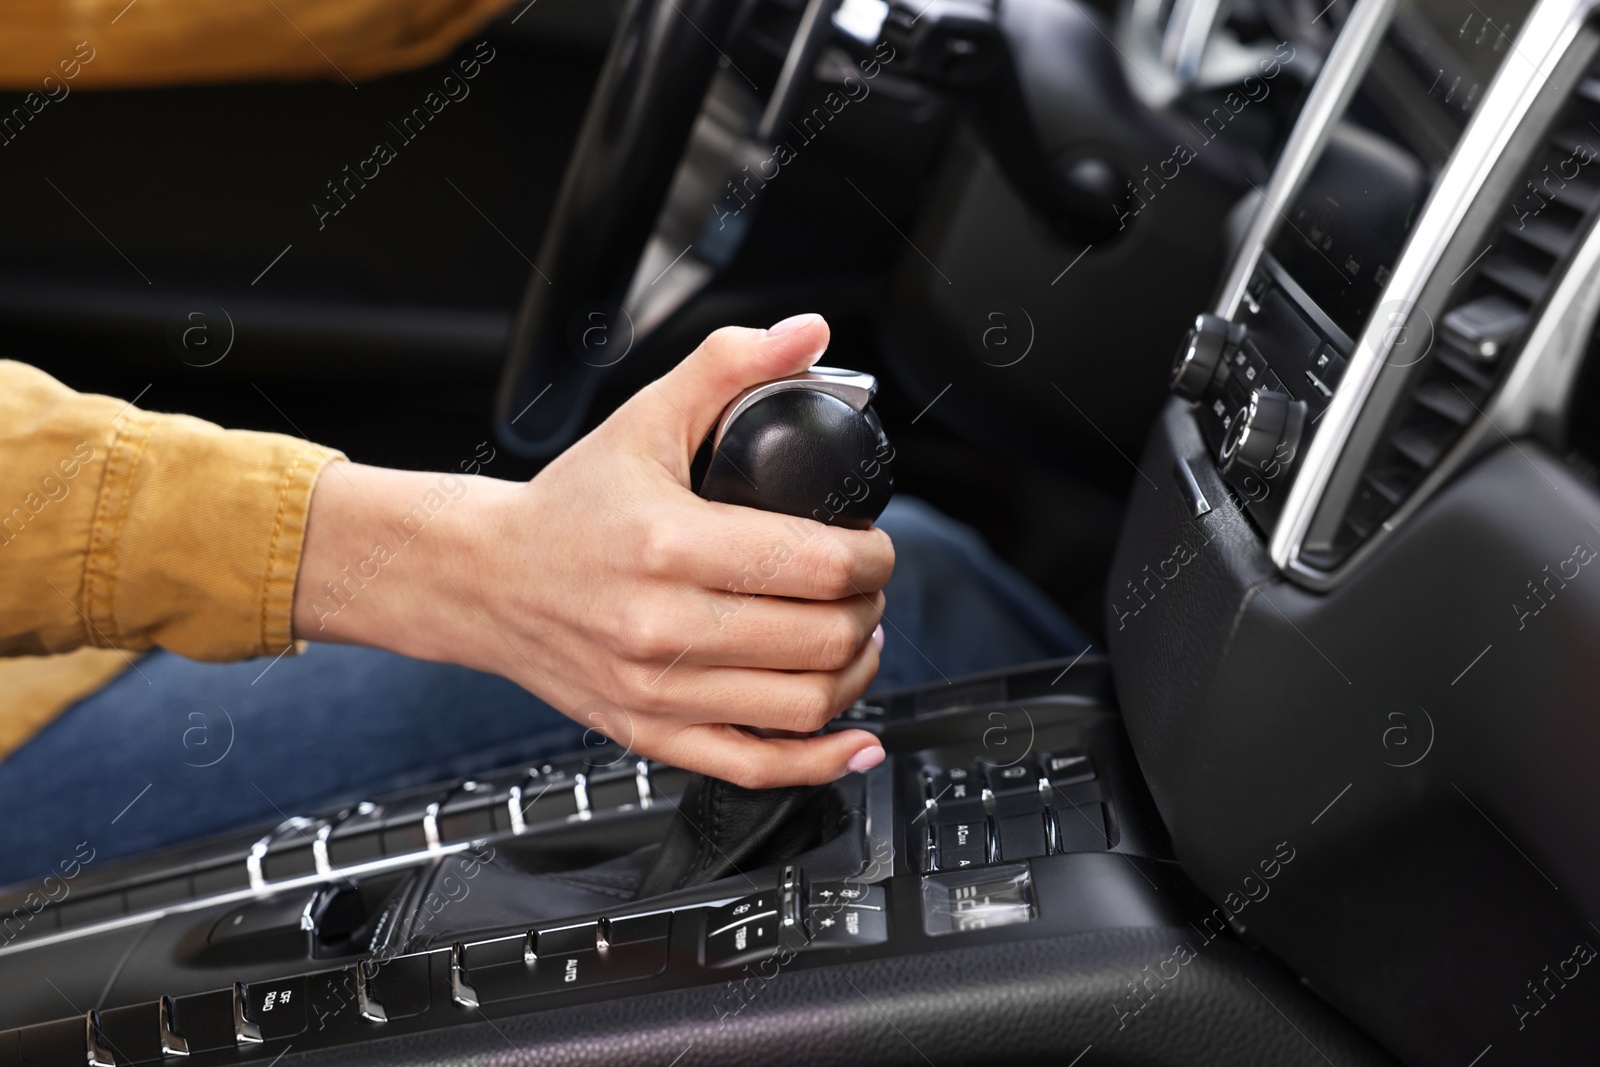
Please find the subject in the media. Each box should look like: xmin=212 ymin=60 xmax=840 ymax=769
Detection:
xmin=0 ymin=659 xmax=1394 ymax=1066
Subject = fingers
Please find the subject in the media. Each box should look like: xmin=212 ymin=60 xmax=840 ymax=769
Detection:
xmin=643 ymin=632 xmax=881 ymax=732
xmin=621 ymin=315 xmax=832 ymax=469
xmin=635 ymin=500 xmax=895 ymax=601
xmin=646 ymin=722 xmax=886 ymax=788
xmin=687 ymin=590 xmax=883 ymax=671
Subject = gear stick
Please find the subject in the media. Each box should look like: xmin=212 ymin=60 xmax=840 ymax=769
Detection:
xmin=635 ymin=368 xmax=894 ymax=897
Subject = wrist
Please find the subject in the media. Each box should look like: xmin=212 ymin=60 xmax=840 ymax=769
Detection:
xmin=292 ymin=460 xmax=520 ymax=666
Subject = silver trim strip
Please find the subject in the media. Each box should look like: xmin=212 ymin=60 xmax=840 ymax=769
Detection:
xmin=356 ymin=961 xmax=388 ymax=1023
xmin=86 ymin=1010 xmax=114 ymax=1067
xmin=158 ymin=995 xmax=189 ymax=1057
xmin=712 ymin=368 xmax=878 ymax=451
xmin=232 ymin=982 xmax=262 ymax=1045
xmin=506 ymin=784 xmax=527 ymax=835
xmin=573 ymin=772 xmax=591 ymax=821
xmin=634 ymin=760 xmax=653 ymax=810
xmin=421 ymin=801 xmax=443 ymax=854
xmin=450 ymin=943 xmax=481 ymax=1009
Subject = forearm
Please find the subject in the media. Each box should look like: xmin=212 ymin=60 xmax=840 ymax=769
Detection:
xmin=288 ymin=318 xmax=889 ymax=786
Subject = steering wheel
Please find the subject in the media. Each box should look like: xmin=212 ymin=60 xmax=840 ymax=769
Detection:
xmin=495 ymin=0 xmax=746 ymax=459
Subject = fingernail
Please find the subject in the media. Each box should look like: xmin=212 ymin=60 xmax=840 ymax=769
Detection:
xmin=871 ymin=624 xmax=884 ymax=652
xmin=767 ymin=312 xmax=821 ymax=336
xmin=846 ymin=745 xmax=885 ymax=774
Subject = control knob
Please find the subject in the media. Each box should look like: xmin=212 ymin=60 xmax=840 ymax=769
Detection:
xmin=1220 ymin=389 xmax=1306 ymax=474
xmin=1171 ymin=313 xmax=1246 ymax=400
xmin=699 ymin=367 xmax=893 ymax=529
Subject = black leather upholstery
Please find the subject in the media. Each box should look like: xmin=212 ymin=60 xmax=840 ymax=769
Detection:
xmin=635 ymin=779 xmax=827 ymax=898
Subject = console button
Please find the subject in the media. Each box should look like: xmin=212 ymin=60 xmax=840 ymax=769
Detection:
xmin=535 ymin=923 xmax=601 ymax=957
xmin=513 ymin=772 xmax=580 ymax=826
xmin=703 ymin=890 xmax=789 ymax=968
xmin=169 ymin=991 xmax=234 ymax=1053
xmin=261 ymin=840 xmax=319 ymax=882
xmin=380 ymin=819 xmax=430 ymax=857
xmin=923 ymin=764 xmax=977 ymax=801
xmin=991 ymin=788 xmax=1046 ymax=818
xmin=16 ymin=1020 xmax=79 ymax=1066
xmin=604 ymin=912 xmax=671 ymax=945
xmin=1040 ymin=750 xmax=1094 ymax=786
xmin=584 ymin=770 xmax=643 ymax=813
xmin=529 ymin=940 xmax=666 ymax=993
xmin=367 ymin=954 xmax=430 ymax=1019
xmin=983 ymin=762 xmax=1038 ymax=796
xmin=806 ymin=884 xmax=888 ymax=950
xmin=438 ymin=782 xmax=503 ymax=843
xmin=242 ymin=976 xmax=307 ymax=1041
xmin=325 ymin=804 xmax=387 ymax=868
xmin=935 ymin=819 xmax=987 ymax=870
xmin=209 ymin=889 xmax=319 ymax=947
xmin=95 ymin=1003 xmax=163 ymax=1064
xmin=995 ymin=812 xmax=1050 ymax=861
xmin=463 ymin=935 xmax=525 ymax=969
xmin=1052 ymin=801 xmax=1109 ymax=851
xmin=303 ymin=970 xmax=364 ymax=1035
xmin=470 ymin=939 xmax=669 ymax=1002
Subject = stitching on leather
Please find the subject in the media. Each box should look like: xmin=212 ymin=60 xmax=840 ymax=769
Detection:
xmin=705 ymin=782 xmax=724 ymax=879
xmin=676 ymin=779 xmax=716 ymax=892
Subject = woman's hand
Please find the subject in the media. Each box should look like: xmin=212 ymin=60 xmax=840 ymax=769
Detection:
xmin=292 ymin=314 xmax=892 ymax=787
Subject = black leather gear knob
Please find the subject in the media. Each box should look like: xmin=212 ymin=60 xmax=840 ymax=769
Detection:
xmin=635 ymin=368 xmax=893 ymax=900
xmin=698 ymin=368 xmax=894 ymax=528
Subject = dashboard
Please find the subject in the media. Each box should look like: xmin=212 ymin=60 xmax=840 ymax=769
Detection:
xmin=1172 ymin=0 xmax=1600 ymax=586
xmin=1112 ymin=0 xmax=1600 ymax=1060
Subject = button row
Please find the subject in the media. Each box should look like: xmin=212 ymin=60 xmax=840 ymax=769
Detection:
xmin=702 ymin=866 xmax=889 ymax=968
xmin=929 ymin=802 xmax=1108 ymax=871
xmin=455 ymin=912 xmax=672 ymax=1006
xmin=7 ymin=957 xmax=435 ymax=1063
xmin=24 ymin=757 xmax=700 ymax=945
xmin=921 ymin=750 xmax=1095 ymax=819
xmin=919 ymin=750 xmax=1106 ymax=872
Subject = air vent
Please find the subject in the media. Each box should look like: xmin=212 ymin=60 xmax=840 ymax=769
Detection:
xmin=1308 ymin=66 xmax=1600 ymax=566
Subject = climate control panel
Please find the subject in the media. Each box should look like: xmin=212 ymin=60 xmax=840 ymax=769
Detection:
xmin=1171 ymin=259 xmax=1352 ymax=534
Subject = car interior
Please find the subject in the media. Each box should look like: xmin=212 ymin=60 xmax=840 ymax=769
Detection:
xmin=3 ymin=0 xmax=1599 ymax=1061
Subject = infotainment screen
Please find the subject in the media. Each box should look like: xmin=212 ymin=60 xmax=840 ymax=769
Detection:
xmin=1266 ymin=0 xmax=1535 ymax=340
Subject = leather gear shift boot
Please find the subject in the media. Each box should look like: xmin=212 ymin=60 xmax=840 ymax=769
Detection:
xmin=634 ymin=779 xmax=828 ymax=897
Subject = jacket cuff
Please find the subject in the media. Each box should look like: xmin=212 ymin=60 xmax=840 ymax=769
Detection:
xmin=85 ymin=409 xmax=345 ymax=660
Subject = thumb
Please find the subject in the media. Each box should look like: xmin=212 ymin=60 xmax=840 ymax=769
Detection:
xmin=624 ymin=314 xmax=831 ymax=466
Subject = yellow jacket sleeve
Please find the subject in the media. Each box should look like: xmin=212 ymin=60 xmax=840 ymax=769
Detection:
xmin=0 ymin=361 xmax=344 ymax=661
xmin=0 ymin=0 xmax=511 ymax=89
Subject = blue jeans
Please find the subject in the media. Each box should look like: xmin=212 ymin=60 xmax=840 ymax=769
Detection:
xmin=0 ymin=498 xmax=1088 ymax=888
